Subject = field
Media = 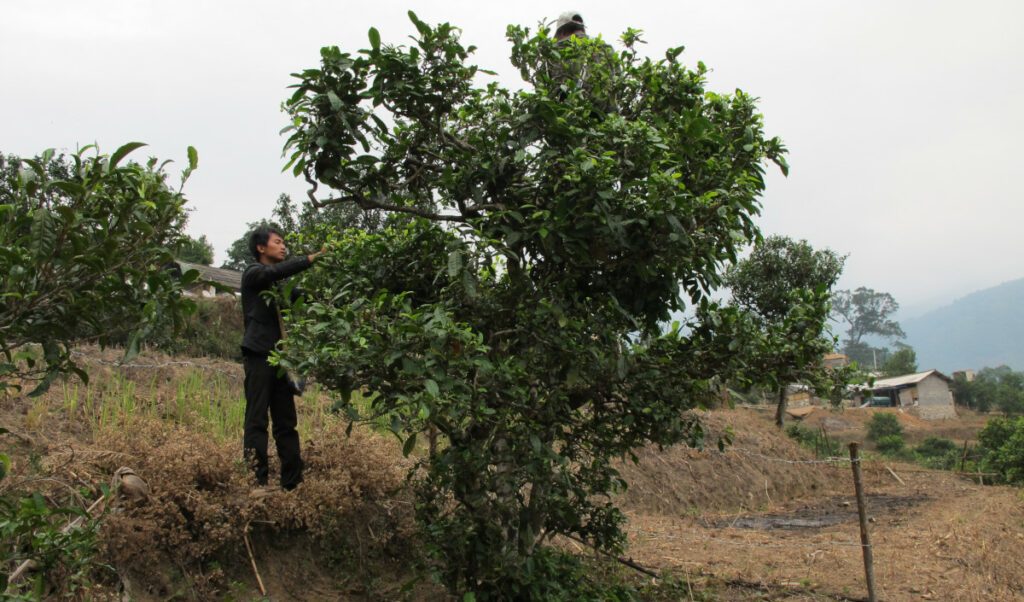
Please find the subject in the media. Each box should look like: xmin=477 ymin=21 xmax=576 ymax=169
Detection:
xmin=1 ymin=347 xmax=1022 ymax=600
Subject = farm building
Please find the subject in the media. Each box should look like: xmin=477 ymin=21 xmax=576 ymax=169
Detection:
xmin=823 ymin=353 xmax=850 ymax=370
xmin=172 ymin=261 xmax=242 ymax=297
xmin=868 ymin=370 xmax=957 ymax=420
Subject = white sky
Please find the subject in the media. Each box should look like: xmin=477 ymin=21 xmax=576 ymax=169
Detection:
xmin=3 ymin=1 xmax=1022 ymax=315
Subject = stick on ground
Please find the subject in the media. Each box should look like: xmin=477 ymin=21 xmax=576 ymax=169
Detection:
xmin=243 ymin=522 xmax=267 ymax=597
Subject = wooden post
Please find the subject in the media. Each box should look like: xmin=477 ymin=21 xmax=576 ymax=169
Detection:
xmin=849 ymin=442 xmax=877 ymax=602
xmin=960 ymin=440 xmax=969 ymax=472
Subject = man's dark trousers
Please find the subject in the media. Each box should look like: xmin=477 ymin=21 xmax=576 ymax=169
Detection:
xmin=243 ymin=352 xmax=303 ymax=489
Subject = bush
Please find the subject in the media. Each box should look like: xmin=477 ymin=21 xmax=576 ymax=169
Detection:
xmin=977 ymin=416 xmax=1024 ymax=485
xmin=914 ymin=437 xmax=960 ymax=470
xmin=875 ymin=434 xmax=905 ymax=455
xmin=866 ymin=413 xmax=903 ymax=442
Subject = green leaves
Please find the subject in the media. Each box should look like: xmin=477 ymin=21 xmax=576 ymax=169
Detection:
xmin=278 ymin=12 xmax=789 ymax=596
xmin=108 ymin=141 xmax=147 ymax=171
xmin=1 ymin=145 xmax=195 ymax=393
xmin=368 ymin=27 xmax=381 ymax=52
xmin=402 ymin=433 xmax=417 ymax=457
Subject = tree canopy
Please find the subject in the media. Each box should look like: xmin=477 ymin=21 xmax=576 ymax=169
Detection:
xmin=724 ymin=235 xmax=846 ymax=426
xmin=175 ymin=233 xmax=214 ymax=265
xmin=881 ymin=343 xmax=917 ymax=377
xmin=0 ymin=144 xmax=198 ymax=393
xmin=276 ymin=13 xmax=789 ymax=596
xmin=832 ymin=287 xmax=905 ymax=347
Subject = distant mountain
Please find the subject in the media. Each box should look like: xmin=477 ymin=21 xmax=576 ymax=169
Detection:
xmin=904 ymin=278 xmax=1024 ymax=372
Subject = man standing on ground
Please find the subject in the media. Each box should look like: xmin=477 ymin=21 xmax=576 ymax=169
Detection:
xmin=240 ymin=225 xmax=326 ymax=490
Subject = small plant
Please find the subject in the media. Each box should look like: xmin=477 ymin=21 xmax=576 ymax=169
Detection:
xmin=874 ymin=434 xmax=905 ymax=455
xmin=785 ymin=423 xmax=840 ymax=457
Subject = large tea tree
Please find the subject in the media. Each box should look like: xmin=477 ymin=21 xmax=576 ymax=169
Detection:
xmin=0 ymin=144 xmax=199 ymax=394
xmin=280 ymin=13 xmax=787 ymax=596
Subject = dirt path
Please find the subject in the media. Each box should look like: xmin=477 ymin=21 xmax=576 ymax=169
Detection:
xmin=624 ymin=465 xmax=1024 ymax=601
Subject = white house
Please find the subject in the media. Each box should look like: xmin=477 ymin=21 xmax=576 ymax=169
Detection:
xmin=868 ymin=370 xmax=957 ymax=420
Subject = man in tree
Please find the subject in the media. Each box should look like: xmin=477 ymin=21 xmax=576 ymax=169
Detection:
xmin=240 ymin=225 xmax=326 ymax=490
xmin=554 ymin=11 xmax=586 ymax=41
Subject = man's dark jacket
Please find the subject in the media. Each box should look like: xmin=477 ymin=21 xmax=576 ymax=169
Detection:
xmin=240 ymin=257 xmax=311 ymax=355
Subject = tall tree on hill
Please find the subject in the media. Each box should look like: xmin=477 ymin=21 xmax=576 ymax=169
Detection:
xmin=832 ymin=287 xmax=905 ymax=363
xmin=174 ymin=233 xmax=214 ymax=265
xmin=274 ymin=12 xmax=792 ymax=596
xmin=725 ymin=235 xmax=846 ymax=426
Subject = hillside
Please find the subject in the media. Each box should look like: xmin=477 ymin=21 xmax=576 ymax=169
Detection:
xmin=904 ymin=277 xmax=1024 ymax=372
xmin=2 ymin=348 xmax=1022 ymax=600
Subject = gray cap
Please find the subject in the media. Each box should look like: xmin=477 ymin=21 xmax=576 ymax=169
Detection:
xmin=555 ymin=11 xmax=585 ymax=33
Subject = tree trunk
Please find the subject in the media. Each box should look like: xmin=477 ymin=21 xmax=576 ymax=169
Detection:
xmin=775 ymin=386 xmax=787 ymax=428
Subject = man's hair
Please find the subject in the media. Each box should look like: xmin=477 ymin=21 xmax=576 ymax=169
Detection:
xmin=249 ymin=225 xmax=284 ymax=261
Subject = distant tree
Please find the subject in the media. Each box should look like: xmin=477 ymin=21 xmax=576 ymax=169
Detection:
xmin=952 ymin=372 xmax=977 ymax=409
xmin=881 ymin=343 xmax=917 ymax=377
xmin=220 ymin=193 xmax=387 ymax=271
xmin=0 ymin=144 xmax=198 ymax=393
xmin=832 ymin=287 xmax=905 ymax=348
xmin=725 ymin=235 xmax=846 ymax=427
xmin=843 ymin=340 xmax=889 ymax=371
xmin=175 ymin=234 xmax=214 ymax=265
xmin=960 ymin=366 xmax=1024 ymax=414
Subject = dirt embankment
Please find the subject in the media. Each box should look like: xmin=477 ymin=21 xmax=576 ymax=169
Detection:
xmin=616 ymin=407 xmax=1024 ymax=601
xmin=616 ymin=409 xmax=839 ymax=516
xmin=2 ymin=349 xmax=1020 ymax=600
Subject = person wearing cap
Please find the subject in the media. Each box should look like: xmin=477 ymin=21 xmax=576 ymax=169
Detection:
xmin=546 ymin=11 xmax=618 ymax=112
xmin=554 ymin=11 xmax=587 ymax=42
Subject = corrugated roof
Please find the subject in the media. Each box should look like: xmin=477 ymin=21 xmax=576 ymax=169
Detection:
xmin=870 ymin=369 xmax=952 ymax=389
xmin=177 ymin=261 xmax=242 ymax=291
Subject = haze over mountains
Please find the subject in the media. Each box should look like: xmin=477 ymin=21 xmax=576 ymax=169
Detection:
xmin=903 ymin=277 xmax=1024 ymax=373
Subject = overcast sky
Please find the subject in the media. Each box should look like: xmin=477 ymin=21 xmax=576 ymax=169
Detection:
xmin=3 ymin=1 xmax=1021 ymax=315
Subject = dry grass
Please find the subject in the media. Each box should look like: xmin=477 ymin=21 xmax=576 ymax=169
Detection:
xmin=1 ymin=348 xmax=1019 ymax=600
xmin=0 ymin=346 xmax=435 ymax=600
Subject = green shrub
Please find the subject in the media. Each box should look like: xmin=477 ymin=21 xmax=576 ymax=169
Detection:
xmin=977 ymin=416 xmax=1024 ymax=485
xmin=875 ymin=434 xmax=905 ymax=455
xmin=914 ymin=437 xmax=960 ymax=470
xmin=866 ymin=413 xmax=903 ymax=442
xmin=0 ymin=461 xmax=104 ymax=597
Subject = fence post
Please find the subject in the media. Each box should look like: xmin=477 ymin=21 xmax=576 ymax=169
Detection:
xmin=849 ymin=442 xmax=877 ymax=602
